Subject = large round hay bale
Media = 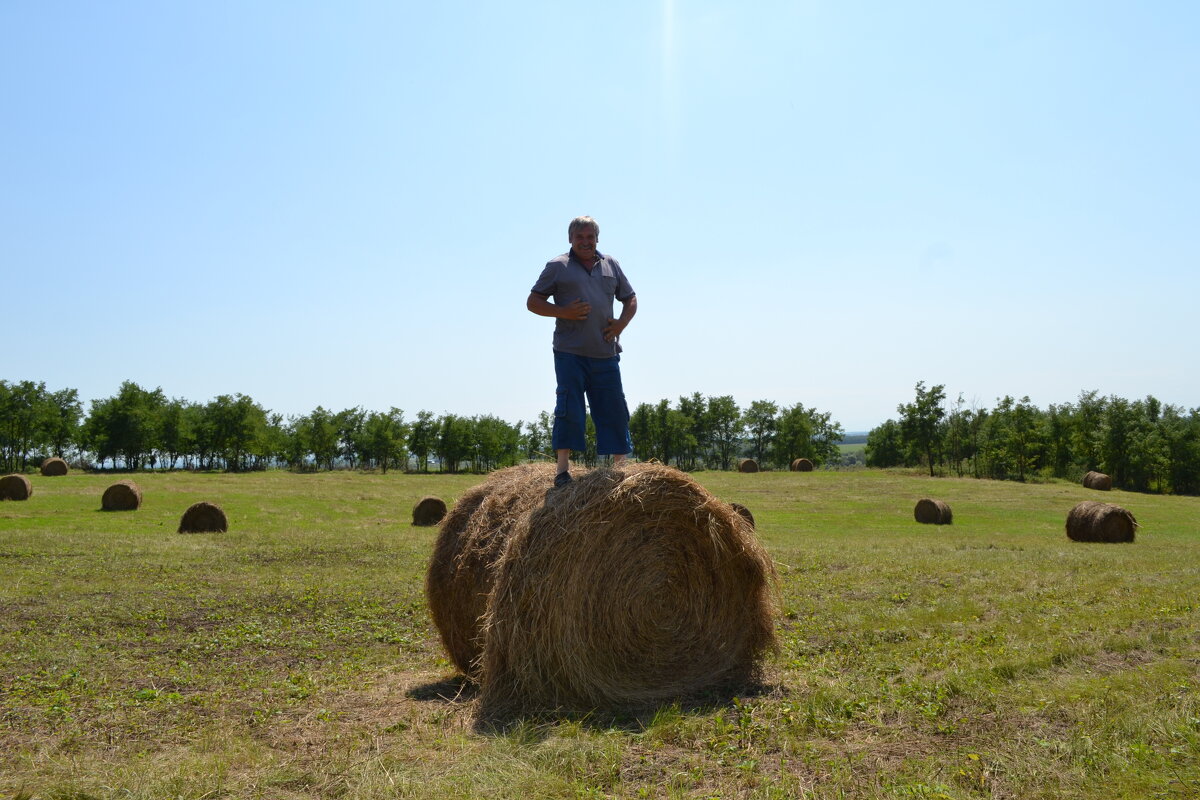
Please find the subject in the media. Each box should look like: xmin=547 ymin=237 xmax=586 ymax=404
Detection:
xmin=790 ymin=458 xmax=814 ymax=472
xmin=478 ymin=462 xmax=777 ymax=715
xmin=1082 ymin=471 xmax=1112 ymax=491
xmin=730 ymin=502 xmax=755 ymax=529
xmin=412 ymin=495 xmax=448 ymax=526
xmin=178 ymin=501 xmax=228 ymax=533
xmin=1066 ymin=500 xmax=1136 ymax=543
xmin=914 ymin=498 xmax=953 ymax=525
xmin=40 ymin=457 xmax=68 ymax=477
xmin=101 ymin=480 xmax=142 ymax=511
xmin=738 ymin=458 xmax=759 ymax=473
xmin=0 ymin=474 xmax=33 ymax=501
xmin=426 ymin=463 xmax=566 ymax=677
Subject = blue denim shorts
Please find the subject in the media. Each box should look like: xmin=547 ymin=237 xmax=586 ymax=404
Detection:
xmin=551 ymin=351 xmax=633 ymax=456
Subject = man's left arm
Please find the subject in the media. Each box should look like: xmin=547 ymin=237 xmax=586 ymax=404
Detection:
xmin=603 ymin=294 xmax=637 ymax=342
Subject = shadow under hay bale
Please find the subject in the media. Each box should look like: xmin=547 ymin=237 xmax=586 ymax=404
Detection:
xmin=477 ymin=462 xmax=777 ymax=717
xmin=412 ymin=495 xmax=448 ymax=526
xmin=1082 ymin=471 xmax=1113 ymax=491
xmin=730 ymin=502 xmax=755 ymax=529
xmin=1066 ymin=500 xmax=1136 ymax=543
xmin=40 ymin=457 xmax=68 ymax=477
xmin=738 ymin=458 xmax=759 ymax=473
xmin=0 ymin=474 xmax=32 ymax=501
xmin=790 ymin=458 xmax=814 ymax=472
xmin=178 ymin=501 xmax=228 ymax=533
xmin=427 ymin=463 xmax=567 ymax=677
xmin=101 ymin=480 xmax=142 ymax=511
xmin=914 ymin=498 xmax=953 ymax=525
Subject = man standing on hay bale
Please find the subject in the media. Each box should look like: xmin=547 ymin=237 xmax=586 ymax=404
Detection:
xmin=527 ymin=216 xmax=637 ymax=487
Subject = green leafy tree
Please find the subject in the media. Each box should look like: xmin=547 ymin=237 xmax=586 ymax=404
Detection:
xmin=899 ymin=381 xmax=946 ymax=477
xmin=742 ymin=400 xmax=778 ymax=464
xmin=629 ymin=402 xmax=659 ymax=462
xmin=707 ymin=395 xmax=742 ymax=470
xmin=0 ymin=380 xmax=50 ymax=471
xmin=436 ymin=414 xmax=474 ymax=473
xmin=773 ymin=404 xmax=814 ymax=467
xmin=865 ymin=419 xmax=904 ymax=467
xmin=473 ymin=414 xmax=520 ymax=471
xmin=83 ymin=381 xmax=166 ymax=470
xmin=677 ymin=392 xmax=710 ymax=470
xmin=408 ymin=410 xmax=437 ymax=472
xmin=360 ymin=408 xmax=408 ymax=473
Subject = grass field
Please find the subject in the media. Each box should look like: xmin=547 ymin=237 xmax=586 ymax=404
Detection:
xmin=1 ymin=468 xmax=1198 ymax=799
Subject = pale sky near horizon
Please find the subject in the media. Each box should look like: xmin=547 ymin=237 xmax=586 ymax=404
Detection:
xmin=4 ymin=2 xmax=1197 ymax=433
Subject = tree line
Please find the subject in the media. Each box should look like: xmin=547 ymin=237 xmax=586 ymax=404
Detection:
xmin=0 ymin=379 xmax=844 ymax=474
xmin=866 ymin=382 xmax=1200 ymax=495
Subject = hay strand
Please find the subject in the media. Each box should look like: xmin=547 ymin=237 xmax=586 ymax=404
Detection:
xmin=101 ymin=480 xmax=142 ymax=511
xmin=478 ymin=462 xmax=777 ymax=715
xmin=1082 ymin=471 xmax=1113 ymax=491
xmin=412 ymin=495 xmax=448 ymax=526
xmin=914 ymin=498 xmax=953 ymax=525
xmin=0 ymin=474 xmax=33 ymax=501
xmin=178 ymin=501 xmax=228 ymax=533
xmin=738 ymin=458 xmax=759 ymax=473
xmin=790 ymin=458 xmax=814 ymax=472
xmin=1066 ymin=500 xmax=1136 ymax=543
xmin=40 ymin=457 xmax=68 ymax=477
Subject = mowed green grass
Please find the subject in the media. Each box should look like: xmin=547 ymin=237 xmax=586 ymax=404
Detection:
xmin=1 ymin=469 xmax=1197 ymax=799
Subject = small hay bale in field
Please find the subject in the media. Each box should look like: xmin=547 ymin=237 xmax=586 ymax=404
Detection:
xmin=478 ymin=462 xmax=777 ymax=716
xmin=738 ymin=458 xmax=759 ymax=473
xmin=1082 ymin=471 xmax=1113 ymax=491
xmin=40 ymin=457 xmax=68 ymax=476
xmin=790 ymin=458 xmax=814 ymax=472
xmin=1066 ymin=500 xmax=1136 ymax=543
xmin=412 ymin=495 xmax=448 ymax=526
xmin=426 ymin=463 xmax=567 ymax=677
xmin=730 ymin=502 xmax=755 ymax=529
xmin=0 ymin=474 xmax=33 ymax=501
xmin=914 ymin=498 xmax=953 ymax=525
xmin=101 ymin=480 xmax=142 ymax=511
xmin=178 ymin=501 xmax=228 ymax=533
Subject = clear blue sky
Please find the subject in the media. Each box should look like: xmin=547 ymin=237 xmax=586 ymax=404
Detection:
xmin=4 ymin=1 xmax=1197 ymax=432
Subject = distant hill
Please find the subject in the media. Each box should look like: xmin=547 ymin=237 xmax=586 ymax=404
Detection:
xmin=839 ymin=432 xmax=869 ymax=445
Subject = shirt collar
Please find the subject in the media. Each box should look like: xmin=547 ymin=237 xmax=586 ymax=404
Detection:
xmin=569 ymin=249 xmax=603 ymax=269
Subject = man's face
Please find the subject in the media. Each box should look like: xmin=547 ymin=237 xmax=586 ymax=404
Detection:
xmin=569 ymin=227 xmax=599 ymax=261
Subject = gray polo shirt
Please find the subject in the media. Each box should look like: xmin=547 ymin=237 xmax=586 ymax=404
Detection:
xmin=531 ymin=250 xmax=635 ymax=359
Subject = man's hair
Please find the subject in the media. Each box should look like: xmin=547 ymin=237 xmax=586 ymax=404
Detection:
xmin=568 ymin=216 xmax=599 ymax=237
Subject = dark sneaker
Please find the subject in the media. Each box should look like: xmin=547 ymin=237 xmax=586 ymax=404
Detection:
xmin=554 ymin=471 xmax=572 ymax=488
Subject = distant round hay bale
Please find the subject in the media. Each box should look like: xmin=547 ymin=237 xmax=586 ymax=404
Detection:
xmin=730 ymin=502 xmax=755 ymax=529
xmin=738 ymin=458 xmax=759 ymax=473
xmin=1082 ymin=471 xmax=1112 ymax=491
xmin=0 ymin=474 xmax=33 ymax=501
xmin=1066 ymin=500 xmax=1136 ymax=543
xmin=177 ymin=501 xmax=228 ymax=533
xmin=914 ymin=498 xmax=953 ymax=525
xmin=412 ymin=495 xmax=448 ymax=526
xmin=427 ymin=463 xmax=564 ymax=677
xmin=101 ymin=480 xmax=142 ymax=511
xmin=790 ymin=458 xmax=814 ymax=472
xmin=478 ymin=462 xmax=777 ymax=715
xmin=40 ymin=457 xmax=68 ymax=477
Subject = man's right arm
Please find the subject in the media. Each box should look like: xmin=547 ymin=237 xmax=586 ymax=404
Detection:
xmin=527 ymin=292 xmax=591 ymax=321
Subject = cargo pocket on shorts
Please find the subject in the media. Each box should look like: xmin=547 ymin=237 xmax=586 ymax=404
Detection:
xmin=555 ymin=388 xmax=569 ymax=421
